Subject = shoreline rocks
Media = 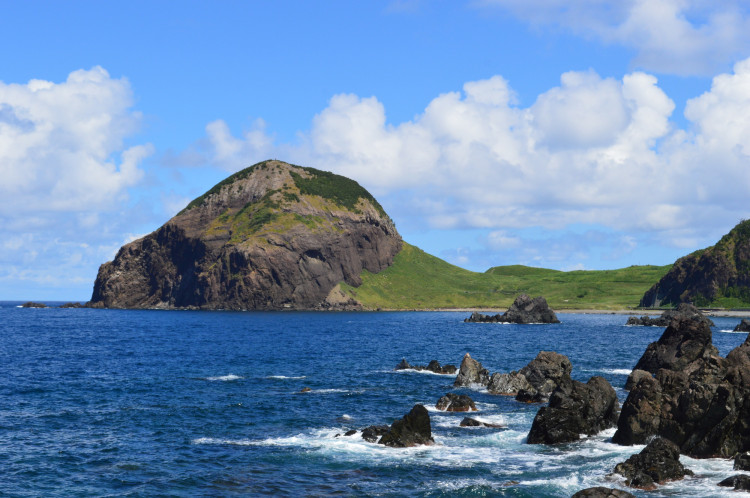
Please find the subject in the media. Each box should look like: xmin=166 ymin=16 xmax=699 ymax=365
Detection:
xmin=572 ymin=488 xmax=635 ymax=498
xmin=734 ymin=319 xmax=750 ymax=332
xmin=454 ymin=353 xmax=490 ymax=387
xmin=459 ymin=417 xmax=505 ymax=428
xmin=465 ymin=294 xmax=560 ymax=324
xmin=377 ymin=404 xmax=434 ymax=447
xmin=625 ymin=303 xmax=714 ymax=327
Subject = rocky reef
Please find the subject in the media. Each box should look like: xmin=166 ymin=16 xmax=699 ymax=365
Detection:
xmin=89 ymin=160 xmax=401 ymax=310
xmin=465 ymin=294 xmax=560 ymax=324
xmin=625 ymin=303 xmax=714 ymax=327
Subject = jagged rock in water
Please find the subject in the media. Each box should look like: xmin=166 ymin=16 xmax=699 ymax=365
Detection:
xmin=718 ymin=475 xmax=750 ymax=490
xmin=515 ymin=351 xmax=572 ymax=402
xmin=614 ymin=316 xmax=750 ymax=457
xmin=59 ymin=302 xmax=84 ymax=308
xmin=613 ymin=438 xmax=693 ymax=490
xmin=625 ymin=303 xmax=714 ymax=327
xmin=487 ymin=371 xmax=532 ymax=395
xmin=640 ymin=219 xmax=750 ymax=307
xmin=571 ymin=488 xmax=635 ymax=498
xmin=632 ymin=316 xmax=719 ymax=374
xmin=360 ymin=425 xmax=389 ymax=443
xmin=453 ymin=353 xmax=490 ymax=387
xmin=395 ymin=359 xmax=457 ymax=375
xmin=378 ymin=404 xmax=433 ymax=447
xmin=435 ymin=393 xmax=477 ymax=412
xmin=734 ymin=319 xmax=750 ymax=332
xmin=464 ymin=294 xmax=560 ymax=324
xmin=527 ymin=376 xmax=619 ymax=444
xmin=88 ymin=160 xmax=401 ymax=310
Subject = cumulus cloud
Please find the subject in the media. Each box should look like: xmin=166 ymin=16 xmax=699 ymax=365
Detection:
xmin=197 ymin=58 xmax=750 ymax=262
xmin=0 ymin=67 xmax=151 ymax=297
xmin=478 ymin=0 xmax=750 ymax=75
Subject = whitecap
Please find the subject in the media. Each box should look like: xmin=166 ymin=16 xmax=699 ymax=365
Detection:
xmin=389 ymin=368 xmax=457 ymax=376
xmin=719 ymin=329 xmax=746 ymax=334
xmin=204 ymin=374 xmax=243 ymax=381
xmin=266 ymin=375 xmax=307 ymax=380
xmin=586 ymin=368 xmax=632 ymax=375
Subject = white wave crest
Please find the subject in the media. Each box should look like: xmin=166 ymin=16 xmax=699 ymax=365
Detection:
xmin=205 ymin=374 xmax=243 ymax=381
xmin=266 ymin=375 xmax=307 ymax=380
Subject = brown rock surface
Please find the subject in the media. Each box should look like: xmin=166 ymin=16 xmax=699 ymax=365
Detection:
xmin=88 ymin=160 xmax=401 ymax=310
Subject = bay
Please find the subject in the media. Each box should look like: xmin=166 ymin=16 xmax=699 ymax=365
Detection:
xmin=1 ymin=302 xmax=747 ymax=496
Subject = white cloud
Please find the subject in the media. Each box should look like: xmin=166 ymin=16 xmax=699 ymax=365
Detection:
xmin=0 ymin=66 xmax=151 ymax=215
xmin=197 ymin=59 xmax=750 ymax=251
xmin=478 ymin=0 xmax=750 ymax=75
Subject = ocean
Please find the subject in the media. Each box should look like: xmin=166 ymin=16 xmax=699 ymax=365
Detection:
xmin=2 ymin=302 xmax=748 ymax=497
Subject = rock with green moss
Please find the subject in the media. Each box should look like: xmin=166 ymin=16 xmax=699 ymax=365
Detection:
xmin=89 ymin=160 xmax=401 ymax=310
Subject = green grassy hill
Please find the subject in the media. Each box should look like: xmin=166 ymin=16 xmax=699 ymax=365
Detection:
xmin=340 ymin=242 xmax=671 ymax=310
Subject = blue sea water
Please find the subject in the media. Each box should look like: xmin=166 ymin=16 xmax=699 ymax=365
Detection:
xmin=2 ymin=302 xmax=749 ymax=497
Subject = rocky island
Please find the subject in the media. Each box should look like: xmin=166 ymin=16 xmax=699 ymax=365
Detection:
xmin=88 ymin=160 xmax=401 ymax=310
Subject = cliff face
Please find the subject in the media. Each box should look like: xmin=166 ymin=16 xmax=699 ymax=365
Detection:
xmin=641 ymin=220 xmax=750 ymax=307
xmin=90 ymin=160 xmax=402 ymax=309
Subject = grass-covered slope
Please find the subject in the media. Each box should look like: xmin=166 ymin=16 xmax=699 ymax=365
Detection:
xmin=341 ymin=243 xmax=671 ymax=310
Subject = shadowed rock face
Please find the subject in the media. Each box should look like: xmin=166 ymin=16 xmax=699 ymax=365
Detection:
xmin=89 ymin=160 xmax=401 ymax=310
xmin=614 ymin=316 xmax=750 ymax=457
xmin=613 ymin=438 xmax=693 ymax=490
xmin=640 ymin=219 xmax=750 ymax=307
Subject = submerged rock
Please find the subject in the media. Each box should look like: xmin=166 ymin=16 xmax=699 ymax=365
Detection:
xmin=571 ymin=488 xmax=635 ymax=498
xmin=395 ymin=359 xmax=457 ymax=375
xmin=459 ymin=417 xmax=505 ymax=428
xmin=718 ymin=475 xmax=750 ymax=491
xmin=527 ymin=376 xmax=619 ymax=445
xmin=378 ymin=404 xmax=434 ymax=447
xmin=453 ymin=353 xmax=490 ymax=387
xmin=464 ymin=294 xmax=560 ymax=324
xmin=613 ymin=438 xmax=693 ymax=490
xmin=435 ymin=393 xmax=477 ymax=412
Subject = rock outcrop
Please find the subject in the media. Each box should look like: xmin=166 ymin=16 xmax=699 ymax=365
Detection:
xmin=735 ymin=451 xmax=750 ymax=470
xmin=21 ymin=302 xmax=47 ymax=308
xmin=613 ymin=438 xmax=693 ymax=490
xmin=395 ymin=359 xmax=457 ymax=375
xmin=435 ymin=393 xmax=477 ymax=412
xmin=640 ymin=219 xmax=750 ymax=307
xmin=718 ymin=475 xmax=750 ymax=491
xmin=614 ymin=316 xmax=750 ymax=457
xmin=625 ymin=303 xmax=714 ymax=327
xmin=527 ymin=376 xmax=619 ymax=444
xmin=623 ymin=369 xmax=650 ymax=391
xmin=377 ymin=404 xmax=434 ymax=447
xmin=734 ymin=319 xmax=750 ymax=332
xmin=88 ymin=160 xmax=401 ymax=310
xmin=485 ymin=351 xmax=573 ymax=403
xmin=459 ymin=417 xmax=505 ymax=428
xmin=453 ymin=353 xmax=490 ymax=387
xmin=464 ymin=294 xmax=560 ymax=324
xmin=571 ymin=488 xmax=635 ymax=498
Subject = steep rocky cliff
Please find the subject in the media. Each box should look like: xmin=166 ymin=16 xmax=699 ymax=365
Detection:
xmin=89 ymin=160 xmax=402 ymax=309
xmin=641 ymin=220 xmax=750 ymax=307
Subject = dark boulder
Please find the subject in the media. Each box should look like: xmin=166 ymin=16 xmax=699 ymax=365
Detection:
xmin=734 ymin=319 xmax=750 ymax=332
xmin=395 ymin=359 xmax=457 ymax=375
xmin=527 ymin=376 xmax=619 ymax=444
xmin=21 ymin=302 xmax=47 ymax=308
xmin=625 ymin=303 xmax=714 ymax=327
xmin=735 ymin=451 xmax=750 ymax=470
xmin=459 ymin=417 xmax=505 ymax=428
xmin=718 ymin=475 xmax=750 ymax=491
xmin=571 ymin=488 xmax=635 ymax=498
xmin=361 ymin=425 xmax=389 ymax=443
xmin=395 ymin=358 xmax=411 ymax=370
xmin=59 ymin=302 xmax=84 ymax=308
xmin=613 ymin=437 xmax=693 ymax=490
xmin=465 ymin=294 xmax=560 ymax=324
xmin=453 ymin=353 xmax=490 ymax=387
xmin=435 ymin=393 xmax=477 ymax=412
xmin=378 ymin=404 xmax=434 ymax=447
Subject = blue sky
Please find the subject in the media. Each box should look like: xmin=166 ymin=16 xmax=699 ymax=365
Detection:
xmin=2 ymin=0 xmax=750 ymax=300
